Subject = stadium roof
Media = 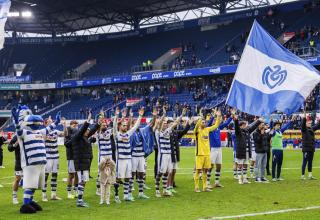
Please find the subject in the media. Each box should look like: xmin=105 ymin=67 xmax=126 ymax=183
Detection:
xmin=7 ymin=0 xmax=293 ymax=35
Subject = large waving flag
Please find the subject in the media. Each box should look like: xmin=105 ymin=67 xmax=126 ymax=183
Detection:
xmin=226 ymin=20 xmax=320 ymax=116
xmin=0 ymin=0 xmax=10 ymax=50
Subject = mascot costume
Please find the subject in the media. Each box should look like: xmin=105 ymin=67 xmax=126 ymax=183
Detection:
xmin=11 ymin=105 xmax=61 ymax=214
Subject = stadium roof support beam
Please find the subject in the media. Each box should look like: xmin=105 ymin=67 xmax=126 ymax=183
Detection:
xmin=6 ymin=0 xmax=296 ymax=35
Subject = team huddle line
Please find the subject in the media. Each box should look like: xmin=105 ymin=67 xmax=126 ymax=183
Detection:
xmin=7 ymin=105 xmax=319 ymax=214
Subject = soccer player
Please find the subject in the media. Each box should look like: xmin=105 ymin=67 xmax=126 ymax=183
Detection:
xmin=194 ymin=109 xmax=221 ymax=192
xmin=71 ymin=112 xmax=100 ymax=207
xmin=64 ymin=120 xmax=79 ymax=199
xmin=42 ymin=117 xmax=64 ymax=201
xmin=155 ymin=108 xmax=184 ymax=197
xmin=96 ymin=119 xmax=114 ymax=196
xmin=167 ymin=114 xmax=192 ymax=193
xmin=113 ymin=107 xmax=144 ymax=203
xmin=301 ymin=112 xmax=320 ymax=180
xmin=11 ymin=107 xmax=61 ymax=214
xmin=129 ymin=108 xmax=157 ymax=199
xmin=8 ymin=134 xmax=23 ymax=204
xmin=270 ymin=118 xmax=293 ymax=181
xmin=234 ymin=115 xmax=262 ymax=184
xmin=206 ymin=109 xmax=234 ymax=188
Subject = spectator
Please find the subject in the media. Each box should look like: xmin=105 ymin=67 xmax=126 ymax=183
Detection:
xmin=0 ymin=131 xmax=7 ymax=168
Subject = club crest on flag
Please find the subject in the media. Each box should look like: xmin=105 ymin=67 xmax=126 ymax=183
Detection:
xmin=226 ymin=20 xmax=320 ymax=116
xmin=262 ymin=65 xmax=287 ymax=89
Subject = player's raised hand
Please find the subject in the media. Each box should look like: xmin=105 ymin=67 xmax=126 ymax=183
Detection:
xmin=61 ymin=117 xmax=67 ymax=126
xmin=129 ymin=108 xmax=133 ymax=117
xmin=182 ymin=107 xmax=187 ymax=116
xmin=212 ymin=107 xmax=218 ymax=116
xmin=139 ymin=107 xmax=145 ymax=116
xmin=115 ymin=107 xmax=120 ymax=116
xmin=162 ymin=106 xmax=167 ymax=116
xmin=216 ymin=110 xmax=222 ymax=117
xmin=121 ymin=108 xmax=127 ymax=118
xmin=152 ymin=108 xmax=158 ymax=117
xmin=199 ymin=108 xmax=204 ymax=118
xmin=87 ymin=111 xmax=92 ymax=121
xmin=258 ymin=117 xmax=265 ymax=123
xmin=231 ymin=108 xmax=237 ymax=116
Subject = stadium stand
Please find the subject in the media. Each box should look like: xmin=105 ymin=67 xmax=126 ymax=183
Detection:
xmin=0 ymin=1 xmax=319 ymax=82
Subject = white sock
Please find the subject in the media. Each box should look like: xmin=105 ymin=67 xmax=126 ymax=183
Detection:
xmin=309 ymin=172 xmax=312 ymax=177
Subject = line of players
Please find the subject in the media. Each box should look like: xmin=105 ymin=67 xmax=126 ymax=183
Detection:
xmin=8 ymin=106 xmax=319 ymax=209
xmin=9 ymin=106 xmax=192 ymax=207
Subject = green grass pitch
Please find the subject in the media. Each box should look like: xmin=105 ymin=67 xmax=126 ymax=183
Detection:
xmin=1 ymin=146 xmax=320 ymax=220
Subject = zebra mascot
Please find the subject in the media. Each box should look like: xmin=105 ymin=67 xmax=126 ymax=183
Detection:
xmin=11 ymin=105 xmax=61 ymax=214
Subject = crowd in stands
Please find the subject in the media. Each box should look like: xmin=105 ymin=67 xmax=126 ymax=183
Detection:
xmin=172 ymin=42 xmax=202 ymax=70
xmin=0 ymin=91 xmax=59 ymax=112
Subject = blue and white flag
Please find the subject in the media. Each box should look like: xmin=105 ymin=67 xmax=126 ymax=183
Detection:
xmin=226 ymin=20 xmax=320 ymax=116
xmin=0 ymin=0 xmax=10 ymax=50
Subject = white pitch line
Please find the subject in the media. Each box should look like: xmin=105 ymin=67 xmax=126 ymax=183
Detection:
xmin=199 ymin=206 xmax=320 ymax=220
xmin=1 ymin=166 xmax=320 ymax=180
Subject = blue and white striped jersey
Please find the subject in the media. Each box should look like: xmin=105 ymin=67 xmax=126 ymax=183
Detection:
xmin=132 ymin=131 xmax=144 ymax=157
xmin=156 ymin=128 xmax=172 ymax=154
xmin=98 ymin=129 xmax=113 ymax=158
xmin=17 ymin=124 xmax=56 ymax=168
xmin=45 ymin=129 xmax=62 ymax=160
xmin=113 ymin=115 xmax=142 ymax=160
xmin=115 ymin=132 xmax=132 ymax=160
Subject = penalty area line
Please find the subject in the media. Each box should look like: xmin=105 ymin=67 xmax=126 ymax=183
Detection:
xmin=199 ymin=206 xmax=320 ymax=220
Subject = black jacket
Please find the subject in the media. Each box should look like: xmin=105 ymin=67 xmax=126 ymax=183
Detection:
xmin=7 ymin=135 xmax=22 ymax=171
xmin=64 ymin=127 xmax=75 ymax=160
xmin=71 ymin=121 xmax=100 ymax=171
xmin=235 ymin=119 xmax=261 ymax=159
xmin=301 ymin=118 xmax=320 ymax=152
xmin=0 ymin=136 xmax=6 ymax=150
xmin=170 ymin=123 xmax=190 ymax=163
xmin=253 ymin=130 xmax=270 ymax=154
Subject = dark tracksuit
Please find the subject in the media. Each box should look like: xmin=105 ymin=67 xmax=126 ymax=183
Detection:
xmin=253 ymin=130 xmax=270 ymax=178
xmin=170 ymin=124 xmax=191 ymax=164
xmin=0 ymin=136 xmax=6 ymax=166
xmin=301 ymin=118 xmax=320 ymax=175
xmin=65 ymin=127 xmax=75 ymax=161
xmin=71 ymin=121 xmax=100 ymax=172
xmin=8 ymin=135 xmax=22 ymax=172
xmin=234 ymin=119 xmax=261 ymax=161
xmin=153 ymin=131 xmax=159 ymax=179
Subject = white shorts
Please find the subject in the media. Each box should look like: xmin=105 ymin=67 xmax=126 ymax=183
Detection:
xmin=236 ymin=158 xmax=249 ymax=165
xmin=22 ymin=165 xmax=46 ymax=189
xmin=67 ymin=160 xmax=75 ymax=173
xmin=15 ymin=170 xmax=23 ymax=176
xmin=251 ymin=150 xmax=256 ymax=161
xmin=77 ymin=170 xmax=89 ymax=183
xmin=158 ymin=153 xmax=172 ymax=174
xmin=131 ymin=157 xmax=145 ymax=173
xmin=210 ymin=148 xmax=222 ymax=164
xmin=116 ymin=159 xmax=132 ymax=179
xmin=45 ymin=159 xmax=59 ymax=173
